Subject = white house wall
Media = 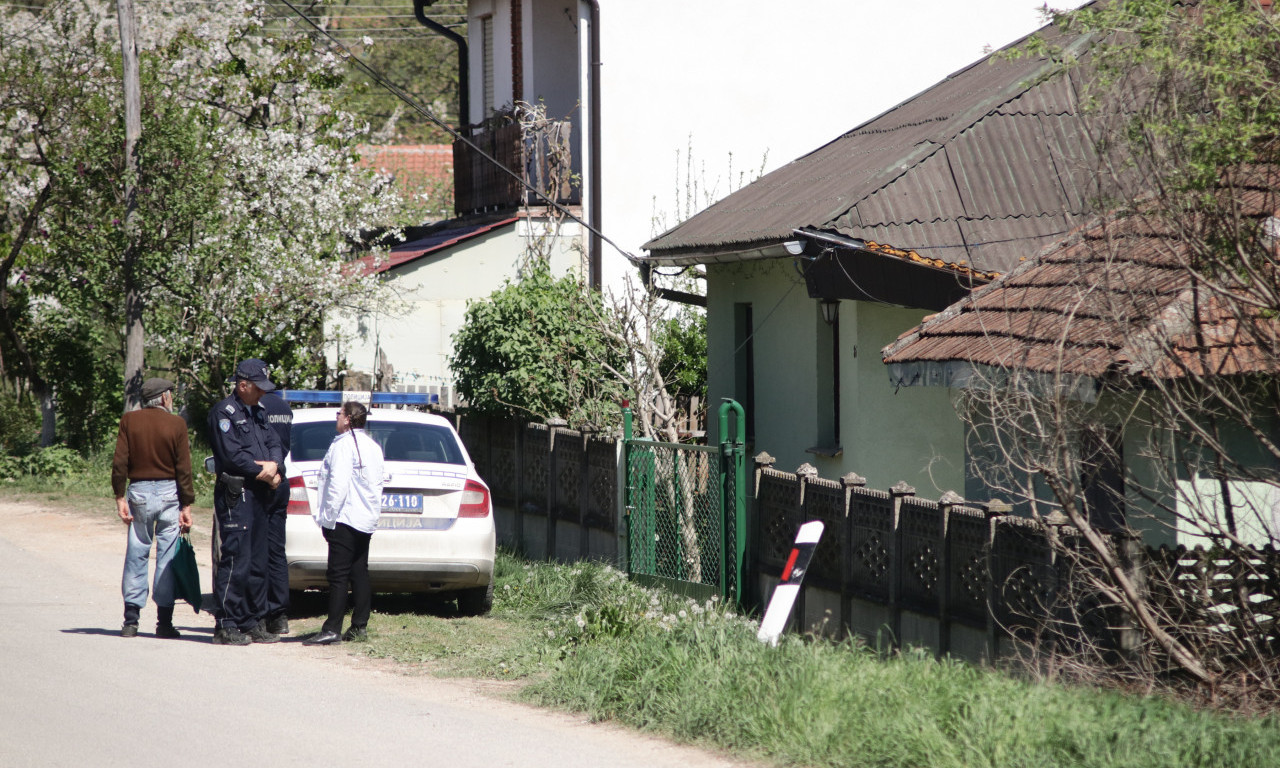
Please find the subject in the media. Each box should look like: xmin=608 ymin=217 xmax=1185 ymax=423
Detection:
xmin=852 ymin=302 xmax=966 ymax=495
xmin=326 ymin=223 xmax=583 ymax=396
xmin=706 ymin=259 xmax=965 ymax=495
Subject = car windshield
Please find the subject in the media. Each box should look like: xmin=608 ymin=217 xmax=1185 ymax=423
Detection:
xmin=290 ymin=419 xmax=466 ymax=466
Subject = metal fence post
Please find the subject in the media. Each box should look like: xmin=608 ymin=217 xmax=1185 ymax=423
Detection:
xmin=718 ymin=399 xmax=746 ymax=606
xmin=621 ymin=403 xmax=632 ymax=573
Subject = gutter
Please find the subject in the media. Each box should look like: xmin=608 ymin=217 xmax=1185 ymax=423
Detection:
xmin=413 ymin=0 xmax=469 ymax=133
xmin=585 ymin=0 xmax=602 ymax=290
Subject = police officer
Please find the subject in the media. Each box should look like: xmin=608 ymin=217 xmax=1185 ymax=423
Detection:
xmin=208 ymin=359 xmax=285 ymax=645
xmin=259 ymin=390 xmax=293 ymax=635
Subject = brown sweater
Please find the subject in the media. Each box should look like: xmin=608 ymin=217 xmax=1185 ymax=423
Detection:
xmin=111 ymin=407 xmax=196 ymax=506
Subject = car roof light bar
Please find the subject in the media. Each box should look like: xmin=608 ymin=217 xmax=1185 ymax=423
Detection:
xmin=280 ymin=390 xmax=438 ymax=405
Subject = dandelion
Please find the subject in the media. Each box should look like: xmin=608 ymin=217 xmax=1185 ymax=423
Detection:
xmin=546 ymin=629 xmax=556 ymax=639
xmin=678 ymin=609 xmax=687 ymax=619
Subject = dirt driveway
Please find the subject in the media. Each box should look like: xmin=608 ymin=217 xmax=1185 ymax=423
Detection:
xmin=0 ymin=498 xmax=758 ymax=768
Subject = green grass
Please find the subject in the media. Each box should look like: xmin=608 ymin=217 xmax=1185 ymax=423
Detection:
xmin=338 ymin=553 xmax=1280 ymax=768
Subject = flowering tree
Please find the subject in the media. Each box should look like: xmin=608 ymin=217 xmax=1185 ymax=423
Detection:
xmin=1 ymin=0 xmax=405 ymax=446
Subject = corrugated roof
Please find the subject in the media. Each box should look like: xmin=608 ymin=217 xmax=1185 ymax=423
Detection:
xmin=643 ymin=12 xmax=1100 ymax=274
xmin=882 ymin=195 xmax=1280 ymax=381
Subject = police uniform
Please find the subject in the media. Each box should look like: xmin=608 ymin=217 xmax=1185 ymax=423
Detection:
xmin=259 ymin=392 xmax=293 ymax=632
xmin=208 ymin=387 xmax=284 ymax=634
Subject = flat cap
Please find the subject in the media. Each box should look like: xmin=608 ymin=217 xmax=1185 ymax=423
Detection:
xmin=141 ymin=377 xmax=174 ymax=401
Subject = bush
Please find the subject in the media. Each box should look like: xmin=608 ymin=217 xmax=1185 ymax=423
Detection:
xmin=0 ymin=444 xmax=86 ymax=479
xmin=449 ymin=265 xmax=625 ymax=427
xmin=0 ymin=393 xmax=40 ymax=456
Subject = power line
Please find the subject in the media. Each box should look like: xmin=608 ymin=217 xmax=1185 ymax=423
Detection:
xmin=272 ymin=0 xmax=640 ymax=266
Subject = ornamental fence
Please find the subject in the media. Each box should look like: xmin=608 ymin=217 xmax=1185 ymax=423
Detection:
xmin=446 ymin=411 xmax=1280 ymax=662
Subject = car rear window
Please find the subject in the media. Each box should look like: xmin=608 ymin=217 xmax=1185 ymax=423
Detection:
xmin=290 ymin=419 xmax=467 ymax=466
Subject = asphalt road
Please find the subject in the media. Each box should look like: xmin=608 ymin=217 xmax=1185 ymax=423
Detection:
xmin=0 ymin=500 xmax=757 ymax=768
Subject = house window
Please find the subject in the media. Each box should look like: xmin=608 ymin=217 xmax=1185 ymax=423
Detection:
xmin=734 ymin=303 xmax=755 ymax=442
xmin=481 ymin=15 xmax=495 ymax=118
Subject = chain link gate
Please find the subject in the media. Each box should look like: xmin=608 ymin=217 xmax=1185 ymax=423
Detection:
xmin=623 ymin=400 xmax=747 ymax=606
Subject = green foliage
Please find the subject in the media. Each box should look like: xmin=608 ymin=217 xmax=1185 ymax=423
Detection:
xmin=655 ymin=308 xmax=706 ymax=402
xmin=0 ymin=393 xmax=40 ymax=456
xmin=0 ymin=445 xmax=86 ymax=479
xmin=449 ymin=266 xmax=626 ymax=428
xmin=29 ymin=306 xmax=122 ymax=452
xmin=271 ymin=0 xmax=462 ymax=145
xmin=1056 ymin=0 xmax=1280 ymax=198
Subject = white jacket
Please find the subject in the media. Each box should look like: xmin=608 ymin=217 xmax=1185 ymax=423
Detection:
xmin=314 ymin=428 xmax=384 ymax=534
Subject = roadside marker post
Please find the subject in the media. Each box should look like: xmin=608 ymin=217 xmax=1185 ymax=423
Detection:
xmin=756 ymin=520 xmax=824 ymax=646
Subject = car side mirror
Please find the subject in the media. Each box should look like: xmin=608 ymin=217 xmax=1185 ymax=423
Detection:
xmin=204 ymin=456 xmax=216 ymax=474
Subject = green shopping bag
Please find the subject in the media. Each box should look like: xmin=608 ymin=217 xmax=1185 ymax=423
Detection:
xmin=172 ymin=533 xmax=203 ymax=613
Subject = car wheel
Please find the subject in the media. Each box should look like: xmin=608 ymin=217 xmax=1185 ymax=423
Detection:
xmin=456 ymin=583 xmax=493 ymax=616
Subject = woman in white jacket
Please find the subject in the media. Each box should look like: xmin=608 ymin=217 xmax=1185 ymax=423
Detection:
xmin=304 ymin=401 xmax=384 ymax=645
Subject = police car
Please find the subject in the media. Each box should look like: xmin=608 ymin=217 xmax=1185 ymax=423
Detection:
xmin=282 ymin=391 xmax=496 ymax=615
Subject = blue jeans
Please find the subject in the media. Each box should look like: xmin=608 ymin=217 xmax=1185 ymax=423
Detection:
xmin=121 ymin=480 xmax=181 ymax=611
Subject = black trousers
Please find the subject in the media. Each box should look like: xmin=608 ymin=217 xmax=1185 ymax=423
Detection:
xmin=214 ymin=483 xmax=269 ymax=631
xmin=262 ymin=481 xmax=291 ymax=619
xmin=321 ymin=523 xmax=372 ymax=634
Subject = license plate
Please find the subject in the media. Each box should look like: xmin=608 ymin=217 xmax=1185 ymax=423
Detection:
xmin=381 ymin=492 xmax=423 ymax=513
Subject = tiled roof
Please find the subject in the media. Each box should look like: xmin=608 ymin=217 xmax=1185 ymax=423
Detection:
xmin=358 ymin=144 xmax=453 ymax=193
xmin=881 ymin=179 xmax=1280 ymax=380
xmin=643 ymin=9 xmax=1101 ymax=275
xmin=858 ymin=239 xmax=1001 ymax=283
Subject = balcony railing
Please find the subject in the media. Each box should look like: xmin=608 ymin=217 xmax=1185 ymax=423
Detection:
xmin=452 ymin=119 xmax=578 ymax=216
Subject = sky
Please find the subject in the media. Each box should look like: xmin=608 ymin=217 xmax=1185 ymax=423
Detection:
xmin=597 ymin=0 xmax=1086 ymax=285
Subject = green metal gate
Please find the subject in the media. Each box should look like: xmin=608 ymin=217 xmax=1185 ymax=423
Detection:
xmin=623 ymin=400 xmax=748 ymax=606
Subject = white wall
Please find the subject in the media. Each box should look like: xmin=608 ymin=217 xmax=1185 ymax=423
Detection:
xmin=706 ymin=260 xmax=965 ymax=494
xmin=327 ymin=222 xmax=583 ymax=393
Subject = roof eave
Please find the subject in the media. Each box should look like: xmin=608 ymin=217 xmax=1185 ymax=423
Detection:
xmin=641 ymin=239 xmax=797 ymax=267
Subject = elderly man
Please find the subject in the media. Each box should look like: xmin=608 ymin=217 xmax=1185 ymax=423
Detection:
xmin=207 ymin=359 xmax=285 ymax=646
xmin=112 ymin=377 xmax=195 ymax=638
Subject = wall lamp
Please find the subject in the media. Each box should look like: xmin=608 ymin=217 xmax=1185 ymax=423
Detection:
xmin=820 ymin=299 xmax=839 ymax=325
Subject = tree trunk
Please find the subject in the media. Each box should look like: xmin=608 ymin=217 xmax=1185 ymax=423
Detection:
xmin=117 ymin=0 xmax=144 ymax=411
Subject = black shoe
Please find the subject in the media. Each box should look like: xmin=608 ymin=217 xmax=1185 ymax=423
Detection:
xmin=212 ymin=626 xmax=251 ymax=646
xmin=247 ymin=622 xmax=280 ymax=644
xmin=265 ymin=615 xmax=289 ymax=635
xmin=155 ymin=623 xmax=181 ymax=639
xmin=303 ymin=629 xmax=342 ymax=646
xmin=341 ymin=626 xmax=368 ymax=642
xmin=120 ymin=623 xmax=139 ymax=638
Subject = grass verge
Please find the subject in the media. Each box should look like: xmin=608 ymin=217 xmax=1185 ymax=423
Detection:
xmin=343 ymin=553 xmax=1280 ymax=768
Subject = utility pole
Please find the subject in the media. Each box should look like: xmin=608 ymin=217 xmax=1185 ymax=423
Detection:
xmin=116 ymin=0 xmax=144 ymax=411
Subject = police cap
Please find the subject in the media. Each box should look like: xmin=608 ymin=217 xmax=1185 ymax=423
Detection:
xmin=234 ymin=359 xmax=276 ymax=392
